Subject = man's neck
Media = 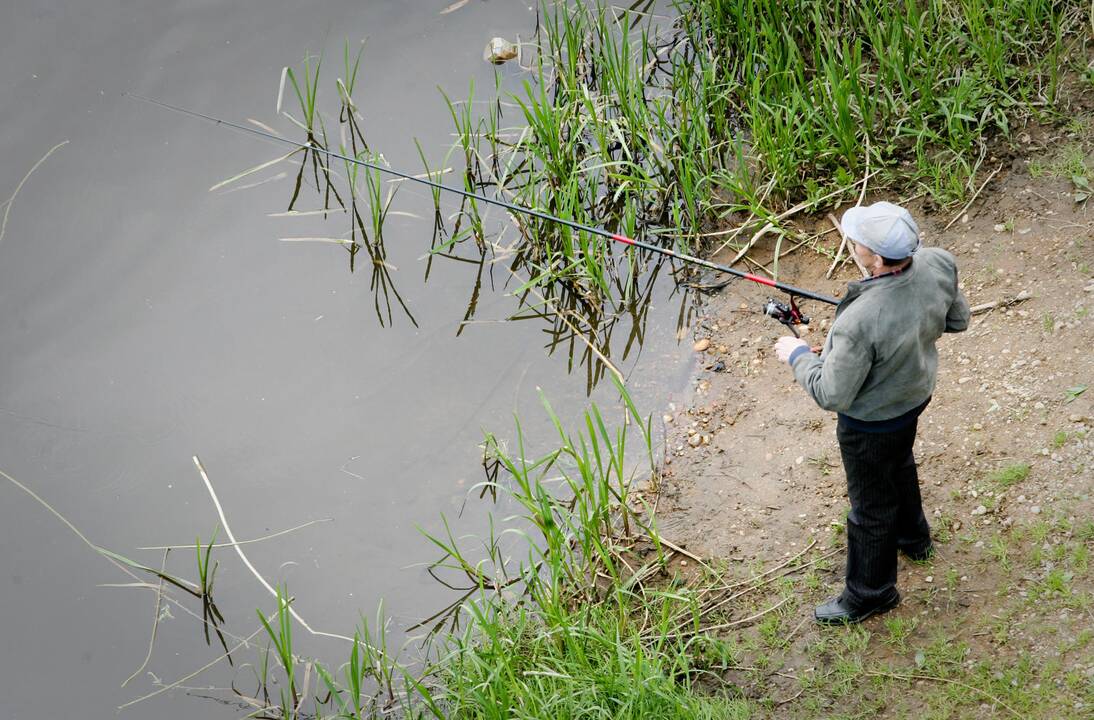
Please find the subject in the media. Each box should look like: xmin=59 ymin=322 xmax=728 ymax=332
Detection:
xmin=868 ymin=258 xmax=912 ymax=279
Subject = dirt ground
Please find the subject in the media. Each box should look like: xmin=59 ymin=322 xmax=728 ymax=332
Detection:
xmin=654 ymin=126 xmax=1094 ymax=717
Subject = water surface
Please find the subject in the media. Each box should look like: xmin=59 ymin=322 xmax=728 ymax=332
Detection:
xmin=0 ymin=2 xmax=694 ymax=716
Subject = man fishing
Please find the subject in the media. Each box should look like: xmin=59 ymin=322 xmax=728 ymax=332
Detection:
xmin=773 ymin=201 xmax=970 ymax=625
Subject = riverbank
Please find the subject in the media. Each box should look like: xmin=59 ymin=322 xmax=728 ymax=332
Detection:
xmin=657 ymin=121 xmax=1094 ymax=717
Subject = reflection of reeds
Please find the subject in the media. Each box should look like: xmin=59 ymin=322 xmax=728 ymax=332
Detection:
xmin=506 ymin=255 xmax=678 ymax=394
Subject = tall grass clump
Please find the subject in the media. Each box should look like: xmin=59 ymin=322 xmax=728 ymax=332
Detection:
xmin=413 ymin=379 xmax=751 ymax=718
xmin=221 ymin=380 xmax=754 ymax=718
xmin=690 ymin=0 xmax=1083 ymax=204
xmin=440 ymin=0 xmax=1088 ymax=301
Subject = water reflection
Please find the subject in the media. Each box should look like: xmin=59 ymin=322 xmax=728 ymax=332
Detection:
xmin=270 ymin=134 xmax=696 ymax=394
xmin=213 ymin=54 xmax=701 ymax=392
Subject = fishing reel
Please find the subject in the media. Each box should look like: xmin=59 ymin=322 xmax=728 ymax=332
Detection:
xmin=763 ymin=296 xmax=810 ymax=337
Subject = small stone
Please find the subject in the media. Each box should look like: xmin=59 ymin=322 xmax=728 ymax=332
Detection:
xmin=693 ymin=338 xmax=711 ymax=352
xmin=993 ymin=223 xmax=1007 ymax=232
xmin=663 ymin=414 xmax=673 ymax=424
xmin=925 ymin=575 xmax=934 ymax=583
xmin=796 ymin=456 xmax=805 ymax=464
xmin=1069 ymin=414 xmax=1087 ymax=424
xmin=1031 ymin=505 xmax=1041 ymax=514
xmin=688 ymin=434 xmax=702 ymax=447
xmin=972 ymin=505 xmax=988 ymax=516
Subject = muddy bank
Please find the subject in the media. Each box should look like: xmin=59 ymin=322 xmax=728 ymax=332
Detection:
xmin=654 ymin=131 xmax=1094 ymax=715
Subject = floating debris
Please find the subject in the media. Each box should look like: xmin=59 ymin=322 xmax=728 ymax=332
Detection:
xmin=484 ymin=37 xmax=518 ymax=64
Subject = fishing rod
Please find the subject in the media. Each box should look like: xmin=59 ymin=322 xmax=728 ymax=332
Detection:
xmin=127 ymin=93 xmax=839 ymax=331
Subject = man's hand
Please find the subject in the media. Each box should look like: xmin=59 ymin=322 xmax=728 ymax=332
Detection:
xmin=773 ymin=336 xmax=809 ymax=364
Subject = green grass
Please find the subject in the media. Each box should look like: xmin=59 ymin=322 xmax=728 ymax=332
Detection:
xmin=431 ymin=0 xmax=1087 ymax=305
xmin=418 ymin=381 xmax=752 ymax=718
xmin=230 ymin=378 xmax=766 ymax=718
xmin=990 ymin=462 xmax=1031 ymax=488
xmin=1029 ymin=143 xmax=1091 ymax=179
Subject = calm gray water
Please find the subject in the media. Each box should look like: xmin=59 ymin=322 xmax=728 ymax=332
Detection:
xmin=0 ymin=2 xmax=694 ymax=717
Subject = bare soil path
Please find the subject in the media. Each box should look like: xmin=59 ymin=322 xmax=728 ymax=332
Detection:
xmin=655 ymin=129 xmax=1094 ymax=718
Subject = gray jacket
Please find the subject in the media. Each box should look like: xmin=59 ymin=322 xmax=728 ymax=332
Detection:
xmin=790 ymin=247 xmax=970 ymax=421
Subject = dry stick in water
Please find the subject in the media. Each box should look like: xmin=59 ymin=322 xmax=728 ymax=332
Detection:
xmin=943 ymin=164 xmax=1002 ymax=231
xmin=191 ymin=455 xmax=356 ymax=644
xmin=513 ymin=275 xmax=626 ymax=385
xmin=122 ymin=549 xmax=170 ymax=688
xmin=0 ymin=467 xmax=256 ymax=675
xmin=118 ymin=618 xmax=273 ymax=711
xmin=0 ymin=467 xmax=200 ymax=594
xmin=137 ymin=518 xmax=332 ymax=551
xmin=0 ymin=140 xmax=68 ymax=247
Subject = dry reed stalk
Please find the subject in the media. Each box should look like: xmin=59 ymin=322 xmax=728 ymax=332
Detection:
xmin=943 ymin=164 xmax=1002 ymax=231
xmin=827 ymin=213 xmax=870 ymax=278
xmin=192 ymin=456 xmax=356 ymax=644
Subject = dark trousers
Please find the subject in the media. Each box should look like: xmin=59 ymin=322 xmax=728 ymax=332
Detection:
xmin=836 ymin=419 xmax=931 ymax=608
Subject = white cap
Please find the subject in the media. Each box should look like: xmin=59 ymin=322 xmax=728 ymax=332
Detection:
xmin=840 ymin=201 xmax=921 ymax=259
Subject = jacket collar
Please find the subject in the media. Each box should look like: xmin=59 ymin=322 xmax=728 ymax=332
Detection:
xmin=838 ymin=259 xmax=916 ymax=311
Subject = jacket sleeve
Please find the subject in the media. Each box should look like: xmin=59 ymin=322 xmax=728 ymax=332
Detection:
xmin=945 ymin=274 xmax=970 ymax=333
xmin=790 ymin=323 xmax=873 ymax=413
